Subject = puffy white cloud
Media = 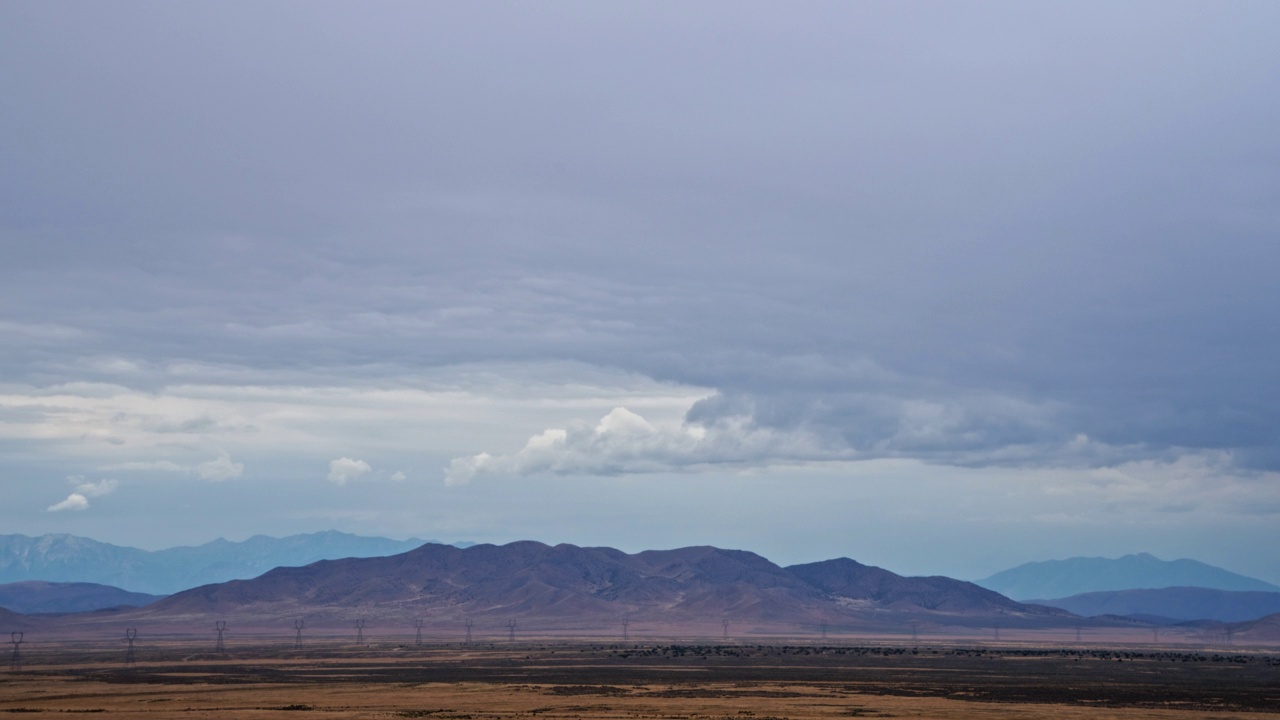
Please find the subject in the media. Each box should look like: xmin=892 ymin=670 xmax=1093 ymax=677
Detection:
xmin=328 ymin=457 xmax=372 ymax=484
xmin=196 ymin=451 xmax=245 ymax=481
xmin=47 ymin=493 xmax=90 ymax=512
xmin=390 ymin=470 xmax=407 ymax=482
xmin=444 ymin=406 xmax=850 ymax=484
xmin=47 ymin=476 xmax=119 ymax=512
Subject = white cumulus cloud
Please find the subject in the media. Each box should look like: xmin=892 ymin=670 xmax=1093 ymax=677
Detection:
xmin=390 ymin=470 xmax=407 ymax=482
xmin=328 ymin=457 xmax=372 ymax=484
xmin=48 ymin=477 xmax=118 ymax=511
xmin=48 ymin=493 xmax=90 ymax=512
xmin=444 ymin=406 xmax=849 ymax=485
xmin=196 ymin=451 xmax=245 ymax=481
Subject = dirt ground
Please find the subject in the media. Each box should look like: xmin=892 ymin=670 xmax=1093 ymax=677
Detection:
xmin=2 ymin=641 xmax=1277 ymax=719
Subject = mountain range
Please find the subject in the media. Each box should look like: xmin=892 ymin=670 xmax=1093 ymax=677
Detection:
xmin=976 ymin=553 xmax=1279 ymax=600
xmin=115 ymin=541 xmax=1072 ymax=631
xmin=1030 ymin=587 xmax=1280 ymax=624
xmin=7 ymin=535 xmax=1276 ymax=636
xmin=0 ymin=531 xmax=470 ymax=594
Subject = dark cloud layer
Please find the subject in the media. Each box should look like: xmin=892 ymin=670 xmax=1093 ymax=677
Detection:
xmin=3 ymin=1 xmax=1280 ymax=475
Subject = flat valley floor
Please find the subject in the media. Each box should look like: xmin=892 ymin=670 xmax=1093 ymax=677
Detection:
xmin=2 ymin=642 xmax=1278 ymax=719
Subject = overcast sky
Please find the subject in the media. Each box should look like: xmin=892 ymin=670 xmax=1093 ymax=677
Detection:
xmin=3 ymin=1 xmax=1278 ymax=583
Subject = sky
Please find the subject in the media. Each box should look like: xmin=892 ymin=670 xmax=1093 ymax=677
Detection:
xmin=2 ymin=1 xmax=1279 ymax=583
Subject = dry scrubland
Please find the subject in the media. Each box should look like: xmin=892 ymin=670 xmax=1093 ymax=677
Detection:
xmin=2 ymin=638 xmax=1278 ymax=719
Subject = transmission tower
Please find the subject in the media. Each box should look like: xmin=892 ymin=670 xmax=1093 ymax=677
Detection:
xmin=215 ymin=621 xmax=227 ymax=653
xmin=8 ymin=632 xmax=21 ymax=672
xmin=294 ymin=619 xmax=305 ymax=650
xmin=355 ymin=619 xmax=365 ymax=646
xmin=909 ymin=621 xmax=919 ymax=645
xmin=993 ymin=621 xmax=1000 ymax=642
xmin=820 ymin=622 xmax=827 ymax=641
xmin=415 ymin=619 xmax=424 ymax=647
xmin=722 ymin=618 xmax=730 ymax=642
xmin=1075 ymin=622 xmax=1082 ymax=643
xmin=1225 ymin=627 xmax=1234 ymax=646
xmin=507 ymin=620 xmax=517 ymax=642
xmin=464 ymin=618 xmax=473 ymax=644
xmin=622 ymin=617 xmax=630 ymax=642
xmin=1152 ymin=626 xmax=1159 ymax=643
xmin=124 ymin=629 xmax=137 ymax=666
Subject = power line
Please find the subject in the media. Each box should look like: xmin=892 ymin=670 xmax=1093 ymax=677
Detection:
xmin=124 ymin=629 xmax=137 ymax=666
xmin=8 ymin=632 xmax=22 ymax=672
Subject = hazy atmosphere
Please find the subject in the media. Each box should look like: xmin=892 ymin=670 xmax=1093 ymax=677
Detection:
xmin=2 ymin=1 xmax=1278 ymax=583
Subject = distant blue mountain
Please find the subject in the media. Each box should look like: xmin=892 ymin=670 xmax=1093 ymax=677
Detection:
xmin=978 ymin=553 xmax=1279 ymax=601
xmin=0 ymin=531 xmax=473 ymax=595
xmin=1031 ymin=587 xmax=1280 ymax=623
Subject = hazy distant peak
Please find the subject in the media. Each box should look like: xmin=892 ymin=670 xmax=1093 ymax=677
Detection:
xmin=0 ymin=532 xmax=466 ymax=595
xmin=977 ymin=554 xmax=1280 ymax=601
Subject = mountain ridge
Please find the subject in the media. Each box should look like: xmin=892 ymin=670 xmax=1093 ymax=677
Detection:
xmin=1030 ymin=586 xmax=1280 ymax=623
xmin=788 ymin=557 xmax=1031 ymax=613
xmin=0 ymin=581 xmax=165 ymax=614
xmin=122 ymin=540 xmax=1074 ymax=631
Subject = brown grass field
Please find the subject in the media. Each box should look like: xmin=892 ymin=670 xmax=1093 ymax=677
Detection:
xmin=2 ymin=637 xmax=1278 ymax=719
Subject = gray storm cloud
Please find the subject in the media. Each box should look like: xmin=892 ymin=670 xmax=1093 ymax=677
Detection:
xmin=2 ymin=2 xmax=1279 ymax=569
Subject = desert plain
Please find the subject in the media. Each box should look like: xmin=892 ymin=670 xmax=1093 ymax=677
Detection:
xmin=2 ymin=635 xmax=1277 ymax=719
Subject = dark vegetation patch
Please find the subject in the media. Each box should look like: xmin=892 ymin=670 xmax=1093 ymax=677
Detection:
xmin=547 ymin=686 xmax=628 ymax=696
xmin=20 ymin=643 xmax=1280 ymax=714
xmin=639 ymin=689 xmax=807 ymax=699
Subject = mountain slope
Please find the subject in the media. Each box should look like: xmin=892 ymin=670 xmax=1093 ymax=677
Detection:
xmin=1231 ymin=612 xmax=1280 ymax=643
xmin=0 ymin=581 xmax=164 ymax=614
xmin=787 ymin=558 xmax=1061 ymax=616
xmin=0 ymin=606 xmax=32 ymax=630
xmin=1030 ymin=587 xmax=1280 ymax=623
xmin=0 ymin=532 xmax=464 ymax=594
xmin=976 ymin=553 xmax=1279 ymax=600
